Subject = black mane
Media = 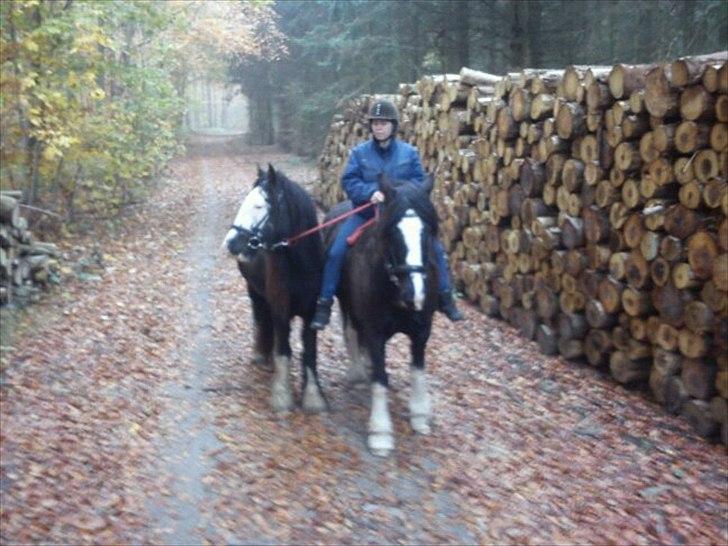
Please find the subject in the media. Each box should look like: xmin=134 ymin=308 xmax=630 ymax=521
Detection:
xmin=257 ymin=168 xmax=323 ymax=272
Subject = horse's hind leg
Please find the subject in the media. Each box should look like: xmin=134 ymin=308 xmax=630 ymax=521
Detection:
xmin=270 ymin=320 xmax=293 ymax=413
xmin=343 ymin=315 xmax=370 ymax=385
xmin=249 ymin=289 xmax=273 ymax=367
xmin=409 ymin=334 xmax=431 ymax=435
xmin=367 ymin=338 xmax=394 ymax=456
xmin=301 ymin=324 xmax=326 ymax=413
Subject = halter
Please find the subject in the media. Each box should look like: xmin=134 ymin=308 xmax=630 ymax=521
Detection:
xmin=229 ymin=211 xmax=270 ymax=252
xmin=231 ymin=201 xmax=377 ymax=253
xmin=384 ymin=210 xmax=429 ymax=284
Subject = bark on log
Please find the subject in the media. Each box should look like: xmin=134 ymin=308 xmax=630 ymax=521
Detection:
xmin=0 ymin=195 xmax=20 ymax=227
xmin=609 ymin=64 xmax=652 ymax=99
xmin=610 ymin=351 xmax=650 ymax=384
xmin=681 ymin=399 xmax=720 ymax=438
xmin=645 ymin=65 xmax=679 ymax=118
xmin=665 ymin=376 xmax=689 ymax=414
xmin=459 ymin=67 xmax=502 ymax=87
xmin=670 ymin=52 xmax=728 ymax=87
xmin=681 ymin=358 xmax=717 ymax=399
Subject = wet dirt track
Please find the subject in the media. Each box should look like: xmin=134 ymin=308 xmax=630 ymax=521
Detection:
xmin=1 ymin=142 xmax=726 ymax=545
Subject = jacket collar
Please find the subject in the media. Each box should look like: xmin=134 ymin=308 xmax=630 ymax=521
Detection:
xmin=371 ymin=137 xmax=397 ymax=157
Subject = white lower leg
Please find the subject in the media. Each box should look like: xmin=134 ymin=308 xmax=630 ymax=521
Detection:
xmin=409 ymin=367 xmax=431 ymax=434
xmin=270 ymin=355 xmax=293 ymax=412
xmin=368 ymin=383 xmax=394 ymax=455
xmin=302 ymin=367 xmax=326 ymax=413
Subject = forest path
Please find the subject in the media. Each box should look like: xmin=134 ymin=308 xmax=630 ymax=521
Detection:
xmin=1 ymin=142 xmax=726 ymax=545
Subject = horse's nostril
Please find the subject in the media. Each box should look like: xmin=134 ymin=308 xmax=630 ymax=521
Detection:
xmin=227 ymin=237 xmax=244 ymax=255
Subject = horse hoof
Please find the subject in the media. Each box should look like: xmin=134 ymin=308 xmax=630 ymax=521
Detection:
xmin=410 ymin=415 xmax=431 ymax=435
xmin=345 ymin=363 xmax=369 ymax=385
xmin=271 ymin=388 xmax=293 ymax=413
xmin=345 ymin=374 xmax=369 ymax=388
xmin=368 ymin=432 xmax=394 ymax=456
xmin=302 ymin=387 xmax=327 ymax=413
xmin=271 ymin=402 xmax=293 ymax=414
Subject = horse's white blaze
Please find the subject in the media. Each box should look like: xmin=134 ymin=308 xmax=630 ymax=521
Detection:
xmin=302 ymin=367 xmax=326 ymax=413
xmin=409 ymin=367 xmax=431 ymax=434
xmin=223 ymin=186 xmax=269 ymax=248
xmin=368 ymin=383 xmax=394 ymax=455
xmin=270 ymin=354 xmax=292 ymax=412
xmin=398 ymin=209 xmax=426 ymax=310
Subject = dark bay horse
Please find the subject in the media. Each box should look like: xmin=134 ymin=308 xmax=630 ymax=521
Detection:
xmin=324 ymin=175 xmax=439 ymax=456
xmin=224 ymin=165 xmax=326 ymax=413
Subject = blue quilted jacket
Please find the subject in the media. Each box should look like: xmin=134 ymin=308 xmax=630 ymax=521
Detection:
xmin=341 ymin=138 xmax=425 ymax=215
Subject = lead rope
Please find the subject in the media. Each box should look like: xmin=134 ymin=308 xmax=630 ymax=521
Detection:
xmin=270 ymin=201 xmax=377 ymax=249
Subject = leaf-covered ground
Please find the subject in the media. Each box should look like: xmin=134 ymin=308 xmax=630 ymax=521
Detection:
xmin=1 ymin=142 xmax=726 ymax=545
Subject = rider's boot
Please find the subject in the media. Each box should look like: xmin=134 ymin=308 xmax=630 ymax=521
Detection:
xmin=310 ymin=297 xmax=334 ymax=330
xmin=438 ymin=290 xmax=464 ymax=322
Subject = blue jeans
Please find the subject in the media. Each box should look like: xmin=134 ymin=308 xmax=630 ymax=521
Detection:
xmin=319 ymin=214 xmax=452 ymax=300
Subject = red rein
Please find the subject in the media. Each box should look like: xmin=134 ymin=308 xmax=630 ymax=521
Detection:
xmin=283 ymin=201 xmax=377 ymax=247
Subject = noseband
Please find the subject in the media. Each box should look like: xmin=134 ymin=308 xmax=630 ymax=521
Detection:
xmin=385 ymin=262 xmax=428 ymax=283
xmin=230 ymin=211 xmax=271 ymax=252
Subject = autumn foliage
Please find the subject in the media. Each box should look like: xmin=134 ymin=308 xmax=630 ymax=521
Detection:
xmin=0 ymin=0 xmax=283 ymax=226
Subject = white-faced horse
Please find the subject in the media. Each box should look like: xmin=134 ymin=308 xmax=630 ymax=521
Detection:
xmin=323 ymin=175 xmax=439 ymax=455
xmin=224 ymin=164 xmax=326 ymax=413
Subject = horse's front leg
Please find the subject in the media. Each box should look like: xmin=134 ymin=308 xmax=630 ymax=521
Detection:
xmin=343 ymin=315 xmax=370 ymax=385
xmin=367 ymin=336 xmax=394 ymax=456
xmin=409 ymin=332 xmax=432 ymax=435
xmin=248 ymin=288 xmax=273 ymax=368
xmin=270 ymin=318 xmax=293 ymax=413
xmin=301 ymin=324 xmax=326 ymax=413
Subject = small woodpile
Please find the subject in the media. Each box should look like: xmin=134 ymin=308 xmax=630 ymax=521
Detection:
xmin=316 ymin=51 xmax=728 ymax=444
xmin=0 ymin=191 xmax=61 ymax=306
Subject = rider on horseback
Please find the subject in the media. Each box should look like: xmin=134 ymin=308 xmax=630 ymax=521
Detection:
xmin=311 ymin=99 xmax=464 ymax=330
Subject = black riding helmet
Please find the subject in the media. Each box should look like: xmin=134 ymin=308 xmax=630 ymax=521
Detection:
xmin=368 ymin=99 xmax=399 ymax=136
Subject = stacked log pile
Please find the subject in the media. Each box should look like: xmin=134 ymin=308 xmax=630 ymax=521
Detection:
xmin=316 ymin=52 xmax=728 ymax=444
xmin=0 ymin=191 xmax=60 ymax=306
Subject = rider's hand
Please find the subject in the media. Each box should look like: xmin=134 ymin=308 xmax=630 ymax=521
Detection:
xmin=370 ymin=190 xmax=385 ymax=204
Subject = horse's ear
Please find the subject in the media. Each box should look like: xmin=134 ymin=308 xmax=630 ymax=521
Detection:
xmin=267 ymin=163 xmax=277 ymax=187
xmin=378 ymin=173 xmax=396 ymax=201
xmin=422 ymin=173 xmax=435 ymax=195
xmin=254 ymin=164 xmax=265 ymax=186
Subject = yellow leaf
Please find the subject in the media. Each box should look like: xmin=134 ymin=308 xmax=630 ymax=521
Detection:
xmin=43 ymin=145 xmax=61 ymax=161
xmin=216 ymin=431 xmax=234 ymax=443
xmin=24 ymin=39 xmax=39 ymax=52
xmin=129 ymin=422 xmax=141 ymax=435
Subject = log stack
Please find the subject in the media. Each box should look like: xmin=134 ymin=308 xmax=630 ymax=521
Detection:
xmin=316 ymin=52 xmax=728 ymax=445
xmin=0 ymin=191 xmax=61 ymax=306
